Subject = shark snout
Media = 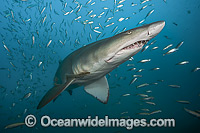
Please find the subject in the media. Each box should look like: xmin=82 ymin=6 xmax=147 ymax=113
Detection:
xmin=148 ymin=21 xmax=165 ymax=37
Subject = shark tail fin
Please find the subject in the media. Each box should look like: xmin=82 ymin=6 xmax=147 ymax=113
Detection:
xmin=37 ymin=78 xmax=75 ymax=109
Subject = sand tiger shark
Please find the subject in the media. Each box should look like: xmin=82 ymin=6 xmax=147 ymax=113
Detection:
xmin=37 ymin=21 xmax=165 ymax=109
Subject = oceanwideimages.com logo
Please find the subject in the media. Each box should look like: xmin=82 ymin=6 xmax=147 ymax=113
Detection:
xmin=25 ymin=115 xmax=175 ymax=129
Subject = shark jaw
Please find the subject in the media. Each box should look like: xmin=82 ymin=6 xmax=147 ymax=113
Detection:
xmin=106 ymin=40 xmax=149 ymax=63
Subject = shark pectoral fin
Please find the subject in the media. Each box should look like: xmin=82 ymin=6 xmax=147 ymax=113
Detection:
xmin=84 ymin=76 xmax=109 ymax=104
xmin=37 ymin=78 xmax=75 ymax=109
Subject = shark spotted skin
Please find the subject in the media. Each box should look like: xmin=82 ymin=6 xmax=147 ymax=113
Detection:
xmin=37 ymin=21 xmax=165 ymax=109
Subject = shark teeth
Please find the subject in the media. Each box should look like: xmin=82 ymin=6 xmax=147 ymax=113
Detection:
xmin=106 ymin=40 xmax=149 ymax=63
xmin=122 ymin=40 xmax=149 ymax=50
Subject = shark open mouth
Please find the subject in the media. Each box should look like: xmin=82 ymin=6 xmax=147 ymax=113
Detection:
xmin=106 ymin=40 xmax=149 ymax=63
xmin=122 ymin=40 xmax=149 ymax=50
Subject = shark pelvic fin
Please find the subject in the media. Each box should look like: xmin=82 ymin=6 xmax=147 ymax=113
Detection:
xmin=84 ymin=76 xmax=109 ymax=104
xmin=37 ymin=78 xmax=75 ymax=109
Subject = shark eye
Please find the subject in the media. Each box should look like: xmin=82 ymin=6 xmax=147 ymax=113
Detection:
xmin=126 ymin=31 xmax=132 ymax=35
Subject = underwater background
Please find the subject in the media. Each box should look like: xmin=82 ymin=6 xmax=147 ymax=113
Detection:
xmin=0 ymin=0 xmax=200 ymax=132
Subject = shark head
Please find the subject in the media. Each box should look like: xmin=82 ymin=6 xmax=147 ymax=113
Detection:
xmin=105 ymin=21 xmax=165 ymax=64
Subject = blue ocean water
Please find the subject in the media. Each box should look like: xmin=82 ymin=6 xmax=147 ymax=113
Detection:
xmin=0 ymin=0 xmax=200 ymax=132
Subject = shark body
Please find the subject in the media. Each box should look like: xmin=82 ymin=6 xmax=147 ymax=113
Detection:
xmin=37 ymin=21 xmax=165 ymax=109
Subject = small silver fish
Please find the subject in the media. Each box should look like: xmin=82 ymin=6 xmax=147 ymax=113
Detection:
xmin=111 ymin=26 xmax=118 ymax=33
xmin=151 ymin=67 xmax=160 ymax=71
xmin=142 ymin=97 xmax=154 ymax=100
xmin=123 ymin=94 xmax=130 ymax=97
xmin=105 ymin=22 xmax=114 ymax=28
xmin=24 ymin=108 xmax=27 ymax=114
xmin=38 ymin=61 xmax=42 ymax=67
xmin=87 ymin=10 xmax=93 ymax=16
xmin=141 ymin=109 xmax=150 ymax=111
xmin=23 ymin=92 xmax=31 ymax=99
xmin=139 ymin=4 xmax=148 ymax=12
xmin=163 ymin=48 xmax=178 ymax=56
xmin=99 ymin=11 xmax=105 ymax=16
xmin=145 ymin=101 xmax=156 ymax=105
xmin=41 ymin=7 xmax=46 ymax=14
xmin=118 ymin=0 xmax=125 ymax=4
xmin=175 ymin=41 xmax=184 ymax=49
xmin=103 ymin=7 xmax=109 ymax=10
xmin=145 ymin=9 xmax=154 ymax=18
xmin=137 ymin=19 xmax=145 ymax=25
xmin=184 ymin=108 xmax=200 ymax=118
xmin=30 ymin=73 xmax=32 ymax=80
xmin=42 ymin=15 xmax=47 ymax=23
xmin=141 ymin=0 xmax=151 ymax=4
xmin=163 ymin=44 xmax=173 ymax=50
xmin=151 ymin=46 xmax=158 ymax=50
xmin=118 ymin=17 xmax=125 ymax=22
xmin=93 ymin=30 xmax=101 ymax=34
xmin=121 ymin=111 xmax=128 ymax=115
xmin=5 ymin=123 xmax=25 ymax=129
xmin=74 ymin=16 xmax=81 ymax=21
xmin=136 ymin=69 xmax=144 ymax=73
xmin=137 ymin=112 xmax=150 ymax=115
xmin=32 ymin=35 xmax=35 ymax=45
xmin=133 ymin=75 xmax=142 ymax=77
xmin=90 ymin=14 xmax=96 ymax=18
xmin=86 ymin=0 xmax=92 ymax=5
xmin=137 ymin=94 xmax=148 ymax=97
xmin=149 ymin=40 xmax=157 ymax=45
xmin=138 ymin=59 xmax=151 ymax=63
xmin=168 ymin=85 xmax=180 ymax=88
xmin=136 ymin=83 xmax=149 ymax=88
xmin=117 ymin=4 xmax=123 ymax=8
xmin=64 ymin=12 xmax=70 ymax=15
xmin=46 ymin=40 xmax=52 ymax=47
xmin=176 ymin=61 xmax=189 ymax=65
xmin=131 ymin=3 xmax=137 ymax=6
xmin=146 ymin=90 xmax=152 ymax=93
xmin=192 ymin=67 xmax=200 ymax=72
xmin=59 ymin=40 xmax=64 ymax=45
xmin=10 ymin=62 xmax=16 ymax=68
xmin=129 ymin=78 xmax=137 ymax=85
xmin=91 ymin=2 xmax=95 ymax=5
xmin=105 ymin=17 xmax=113 ymax=23
xmin=176 ymin=100 xmax=190 ymax=104
xmin=141 ymin=45 xmax=149 ymax=52
xmin=127 ymin=67 xmax=136 ymax=71
xmin=127 ymin=64 xmax=135 ymax=66
xmin=3 ymin=43 xmax=11 ymax=53
xmin=150 ymin=110 xmax=162 ymax=115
